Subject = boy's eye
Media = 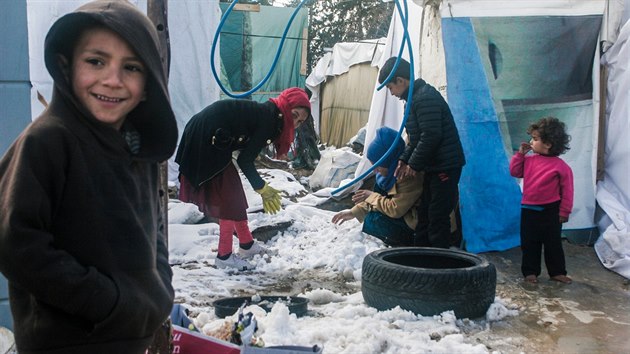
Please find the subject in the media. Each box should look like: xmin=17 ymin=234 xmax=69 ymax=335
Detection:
xmin=125 ymin=63 xmax=145 ymax=73
xmin=85 ymin=58 xmax=103 ymax=66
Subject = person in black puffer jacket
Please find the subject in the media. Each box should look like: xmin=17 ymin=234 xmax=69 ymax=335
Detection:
xmin=378 ymin=57 xmax=466 ymax=249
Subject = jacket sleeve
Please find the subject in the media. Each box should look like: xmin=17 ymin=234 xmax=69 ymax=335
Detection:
xmin=509 ymin=152 xmax=525 ymax=178
xmin=237 ymin=128 xmax=269 ymax=191
xmin=405 ymin=97 xmax=444 ymax=171
xmin=0 ymin=130 xmax=118 ymax=324
xmin=237 ymin=108 xmax=278 ymax=190
xmin=363 ymin=173 xmax=423 ymax=219
xmin=350 ymin=203 xmax=369 ymax=223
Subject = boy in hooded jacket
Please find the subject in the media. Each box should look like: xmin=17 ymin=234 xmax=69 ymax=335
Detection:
xmin=0 ymin=1 xmax=177 ymax=352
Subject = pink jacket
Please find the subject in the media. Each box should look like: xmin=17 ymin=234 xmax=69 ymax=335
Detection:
xmin=509 ymin=152 xmax=574 ymax=218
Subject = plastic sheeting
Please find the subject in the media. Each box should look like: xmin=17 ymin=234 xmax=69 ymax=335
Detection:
xmin=595 ymin=20 xmax=630 ymax=279
xmin=441 ymin=1 xmax=604 ymax=252
xmin=305 ymin=39 xmax=386 ymax=136
xmin=219 ymin=3 xmax=308 ymax=102
xmin=318 ymin=63 xmax=379 ymax=147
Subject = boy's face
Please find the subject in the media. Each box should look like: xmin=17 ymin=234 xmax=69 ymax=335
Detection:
xmin=385 ymin=77 xmax=409 ymax=100
xmin=70 ymin=27 xmax=146 ymax=130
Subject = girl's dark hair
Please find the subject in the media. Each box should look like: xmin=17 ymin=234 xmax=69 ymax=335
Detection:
xmin=527 ymin=117 xmax=571 ymax=156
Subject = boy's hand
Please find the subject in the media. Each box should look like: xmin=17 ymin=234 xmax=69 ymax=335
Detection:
xmin=519 ymin=142 xmax=532 ymax=155
xmin=352 ymin=190 xmax=372 ymax=204
xmin=394 ymin=161 xmax=416 ymax=179
xmin=332 ymin=210 xmax=354 ymax=225
xmin=559 ymin=216 xmax=569 ymax=223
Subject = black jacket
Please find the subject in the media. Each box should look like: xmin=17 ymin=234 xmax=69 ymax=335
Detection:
xmin=400 ymin=79 xmax=465 ymax=172
xmin=0 ymin=1 xmax=177 ymax=352
xmin=175 ymin=99 xmax=283 ymax=190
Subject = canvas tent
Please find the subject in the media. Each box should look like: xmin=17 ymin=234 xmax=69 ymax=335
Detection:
xmin=306 ymin=39 xmax=386 ymax=148
xmin=356 ymin=0 xmax=629 ymax=278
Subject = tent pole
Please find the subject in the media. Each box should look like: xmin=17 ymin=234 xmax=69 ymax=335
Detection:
xmin=147 ymin=1 xmax=173 ymax=353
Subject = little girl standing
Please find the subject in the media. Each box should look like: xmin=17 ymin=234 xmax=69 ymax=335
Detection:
xmin=509 ymin=117 xmax=574 ymax=284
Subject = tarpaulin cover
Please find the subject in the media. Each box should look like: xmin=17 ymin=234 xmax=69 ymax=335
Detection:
xmin=219 ymin=3 xmax=308 ymax=103
xmin=441 ymin=11 xmax=602 ymax=252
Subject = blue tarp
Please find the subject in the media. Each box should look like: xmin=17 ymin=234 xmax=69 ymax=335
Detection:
xmin=442 ymin=18 xmax=521 ymax=253
xmin=442 ymin=15 xmax=601 ymax=253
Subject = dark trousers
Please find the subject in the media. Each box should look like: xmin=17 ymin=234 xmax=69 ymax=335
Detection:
xmin=520 ymin=201 xmax=567 ymax=277
xmin=414 ymin=167 xmax=462 ymax=249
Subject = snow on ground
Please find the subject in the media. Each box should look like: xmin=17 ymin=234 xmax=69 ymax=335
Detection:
xmin=167 ymin=169 xmax=519 ymax=353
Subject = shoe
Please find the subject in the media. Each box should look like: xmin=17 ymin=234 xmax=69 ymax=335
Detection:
xmin=215 ymin=253 xmax=255 ymax=271
xmin=238 ymin=241 xmax=268 ymax=259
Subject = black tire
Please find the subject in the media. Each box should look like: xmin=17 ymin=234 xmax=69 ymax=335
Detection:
xmin=361 ymin=247 xmax=496 ymax=319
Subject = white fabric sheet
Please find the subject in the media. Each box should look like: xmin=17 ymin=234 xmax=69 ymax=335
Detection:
xmin=306 ymin=39 xmax=386 ymax=134
xmin=595 ymin=19 xmax=630 ymax=279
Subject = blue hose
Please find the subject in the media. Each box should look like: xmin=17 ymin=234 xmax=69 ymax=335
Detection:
xmin=331 ymin=0 xmax=416 ymax=197
xmin=210 ymin=0 xmax=308 ymax=99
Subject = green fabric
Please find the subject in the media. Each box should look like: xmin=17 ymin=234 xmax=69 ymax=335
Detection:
xmin=219 ymin=4 xmax=307 ymax=102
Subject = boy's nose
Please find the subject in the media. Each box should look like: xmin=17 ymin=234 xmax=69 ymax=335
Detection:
xmin=102 ymin=67 xmax=124 ymax=87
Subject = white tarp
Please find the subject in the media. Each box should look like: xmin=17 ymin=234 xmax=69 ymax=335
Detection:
xmin=595 ymin=20 xmax=630 ymax=279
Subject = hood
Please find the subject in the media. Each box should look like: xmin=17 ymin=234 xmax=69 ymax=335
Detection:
xmin=44 ymin=0 xmax=177 ymax=161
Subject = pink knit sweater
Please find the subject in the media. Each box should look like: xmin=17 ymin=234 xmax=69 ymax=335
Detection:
xmin=509 ymin=152 xmax=574 ymax=218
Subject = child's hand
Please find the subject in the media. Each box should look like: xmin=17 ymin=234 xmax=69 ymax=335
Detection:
xmin=559 ymin=216 xmax=569 ymax=223
xmin=519 ymin=142 xmax=532 ymax=155
xmin=352 ymin=190 xmax=372 ymax=204
xmin=332 ymin=210 xmax=354 ymax=225
xmin=394 ymin=161 xmax=416 ymax=179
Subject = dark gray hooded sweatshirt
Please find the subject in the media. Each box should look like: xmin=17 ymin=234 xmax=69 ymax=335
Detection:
xmin=0 ymin=1 xmax=177 ymax=352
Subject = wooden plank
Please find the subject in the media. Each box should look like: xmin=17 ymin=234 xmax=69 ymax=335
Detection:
xmin=234 ymin=3 xmax=261 ymax=12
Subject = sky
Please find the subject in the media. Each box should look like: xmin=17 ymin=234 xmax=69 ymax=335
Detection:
xmin=167 ymin=166 xmax=519 ymax=353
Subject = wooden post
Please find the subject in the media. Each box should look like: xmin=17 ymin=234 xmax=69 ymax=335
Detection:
xmin=146 ymin=1 xmax=173 ymax=353
xmin=148 ymin=0 xmax=171 ymax=246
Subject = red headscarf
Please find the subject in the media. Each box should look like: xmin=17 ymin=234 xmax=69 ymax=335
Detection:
xmin=269 ymin=87 xmax=311 ymax=157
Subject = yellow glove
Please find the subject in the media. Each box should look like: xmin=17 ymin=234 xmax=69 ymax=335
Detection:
xmin=255 ymin=182 xmax=282 ymax=214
